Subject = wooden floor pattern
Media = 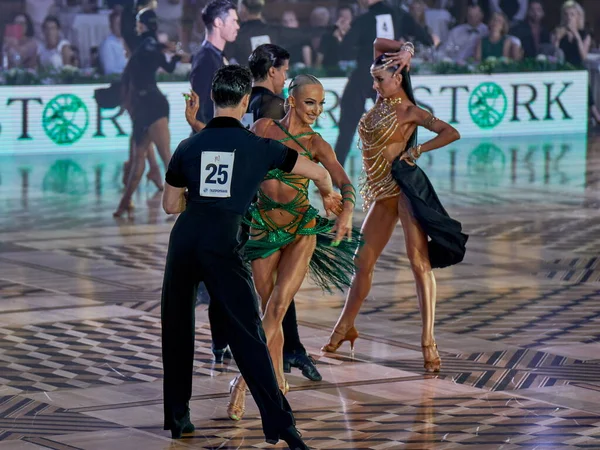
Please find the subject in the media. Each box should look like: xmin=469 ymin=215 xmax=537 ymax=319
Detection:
xmin=0 ymin=134 xmax=599 ymax=449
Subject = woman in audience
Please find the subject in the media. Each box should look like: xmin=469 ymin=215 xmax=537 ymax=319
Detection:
xmin=475 ymin=12 xmax=519 ymax=61
xmin=553 ymin=0 xmax=590 ymax=67
xmin=2 ymin=12 xmax=38 ymax=69
xmin=409 ymin=0 xmax=440 ymax=48
xmin=552 ymin=1 xmax=599 ymax=124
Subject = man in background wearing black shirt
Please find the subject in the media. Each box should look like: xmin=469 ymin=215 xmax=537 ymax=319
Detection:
xmin=190 ymin=0 xmax=240 ymax=124
xmin=334 ymin=0 xmax=429 ymax=167
xmin=227 ymin=0 xmax=312 ymax=67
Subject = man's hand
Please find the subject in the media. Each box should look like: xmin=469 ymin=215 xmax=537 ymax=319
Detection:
xmin=184 ymin=90 xmax=199 ymax=125
xmin=383 ymin=49 xmax=412 ymax=75
xmin=321 ymin=190 xmax=342 ymax=217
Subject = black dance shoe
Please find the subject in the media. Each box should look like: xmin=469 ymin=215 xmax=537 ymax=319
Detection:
xmin=170 ymin=418 xmax=195 ymax=439
xmin=212 ymin=346 xmax=232 ymax=363
xmin=266 ymin=426 xmax=309 ymax=449
xmin=283 ymin=351 xmax=322 ymax=381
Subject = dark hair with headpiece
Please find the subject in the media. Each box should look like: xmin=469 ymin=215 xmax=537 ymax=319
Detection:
xmin=212 ymin=65 xmax=253 ymax=108
xmin=288 ymin=74 xmax=322 ymax=97
xmin=202 ymin=0 xmax=237 ymax=32
xmin=137 ymin=9 xmax=158 ymax=32
xmin=371 ymin=54 xmax=418 ymax=150
xmin=248 ymin=44 xmax=290 ymax=81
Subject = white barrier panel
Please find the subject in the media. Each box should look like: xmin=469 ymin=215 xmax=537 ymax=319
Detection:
xmin=0 ymin=71 xmax=588 ymax=155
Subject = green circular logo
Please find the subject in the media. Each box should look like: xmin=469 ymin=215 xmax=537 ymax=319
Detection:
xmin=467 ymin=143 xmax=506 ymax=185
xmin=468 ymin=82 xmax=507 ymax=130
xmin=43 ymin=94 xmax=89 ymax=145
xmin=42 ymin=159 xmax=89 ymax=195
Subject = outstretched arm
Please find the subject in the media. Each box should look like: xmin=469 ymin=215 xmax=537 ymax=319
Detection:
xmin=313 ymin=137 xmax=354 ymax=243
xmin=399 ymin=107 xmax=460 ymax=165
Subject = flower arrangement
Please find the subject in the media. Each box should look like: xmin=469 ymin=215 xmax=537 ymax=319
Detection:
xmin=0 ymin=58 xmax=581 ymax=86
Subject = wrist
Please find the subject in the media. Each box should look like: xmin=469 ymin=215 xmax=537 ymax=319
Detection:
xmin=400 ymin=41 xmax=415 ymax=57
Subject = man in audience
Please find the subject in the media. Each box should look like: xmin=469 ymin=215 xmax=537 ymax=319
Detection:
xmin=99 ymin=9 xmax=127 ymax=74
xmin=440 ymin=2 xmax=488 ymax=62
xmin=510 ymin=0 xmax=550 ymax=59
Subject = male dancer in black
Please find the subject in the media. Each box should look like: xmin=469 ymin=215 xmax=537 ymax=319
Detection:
xmin=161 ymin=64 xmax=339 ymax=448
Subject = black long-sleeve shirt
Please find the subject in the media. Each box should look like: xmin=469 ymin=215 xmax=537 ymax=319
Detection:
xmin=123 ymin=31 xmax=179 ymax=94
xmin=225 ymin=19 xmax=312 ymax=66
xmin=190 ymin=40 xmax=226 ymax=122
xmin=340 ymin=1 xmax=433 ymax=69
xmin=248 ymin=86 xmax=285 ymax=122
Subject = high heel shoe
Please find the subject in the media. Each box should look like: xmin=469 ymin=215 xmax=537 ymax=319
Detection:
xmin=146 ymin=171 xmax=164 ymax=191
xmin=422 ymin=343 xmax=441 ymax=373
xmin=321 ymin=326 xmax=359 ymax=354
xmin=113 ymin=202 xmax=134 ymax=219
xmin=227 ymin=375 xmax=247 ymax=421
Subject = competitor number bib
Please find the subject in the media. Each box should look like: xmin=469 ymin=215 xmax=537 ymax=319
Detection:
xmin=199 ymin=151 xmax=235 ymax=198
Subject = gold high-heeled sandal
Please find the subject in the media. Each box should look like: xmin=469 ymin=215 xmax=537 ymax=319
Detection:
xmin=422 ymin=343 xmax=441 ymax=373
xmin=321 ymin=326 xmax=359 ymax=354
xmin=227 ymin=375 xmax=247 ymax=421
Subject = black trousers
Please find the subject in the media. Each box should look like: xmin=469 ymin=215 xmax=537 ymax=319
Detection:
xmin=334 ymin=69 xmax=377 ymax=168
xmin=162 ymin=206 xmax=294 ymax=439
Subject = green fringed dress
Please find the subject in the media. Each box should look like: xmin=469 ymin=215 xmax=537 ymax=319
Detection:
xmin=243 ymin=121 xmax=361 ymax=293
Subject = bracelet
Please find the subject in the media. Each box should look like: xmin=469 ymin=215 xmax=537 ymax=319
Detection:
xmin=409 ymin=144 xmax=422 ymax=160
xmin=343 ymin=197 xmax=356 ymax=205
xmin=400 ymin=41 xmax=415 ymax=57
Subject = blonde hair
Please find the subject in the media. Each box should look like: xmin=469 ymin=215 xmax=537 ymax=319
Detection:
xmin=490 ymin=11 xmax=509 ymax=36
xmin=561 ymin=0 xmax=585 ymax=30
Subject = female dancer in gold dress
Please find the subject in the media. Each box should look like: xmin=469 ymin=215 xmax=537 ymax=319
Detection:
xmin=227 ymin=74 xmax=359 ymax=420
xmin=322 ymin=38 xmax=467 ymax=372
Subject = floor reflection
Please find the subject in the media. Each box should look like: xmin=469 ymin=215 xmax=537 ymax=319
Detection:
xmin=0 ymin=132 xmax=600 ymax=448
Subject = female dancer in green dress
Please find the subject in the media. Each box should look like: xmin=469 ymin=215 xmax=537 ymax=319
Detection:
xmin=227 ymin=74 xmax=359 ymax=420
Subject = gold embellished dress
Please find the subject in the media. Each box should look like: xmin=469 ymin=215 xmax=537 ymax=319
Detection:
xmin=357 ymin=97 xmax=468 ymax=268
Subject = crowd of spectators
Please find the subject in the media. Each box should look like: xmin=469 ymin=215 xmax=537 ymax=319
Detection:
xmin=0 ymin=0 xmax=597 ymax=75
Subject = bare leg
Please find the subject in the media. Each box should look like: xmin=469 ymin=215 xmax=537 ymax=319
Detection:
xmin=262 ymin=234 xmax=316 ymax=385
xmin=323 ymin=197 xmax=398 ymax=351
xmin=396 ymin=193 xmax=440 ymax=372
xmin=228 ymin=238 xmax=313 ymax=420
xmin=146 ymin=146 xmax=163 ymax=191
xmin=114 ymin=134 xmax=152 ymax=217
xmin=253 ymin=251 xmax=282 ymax=313
xmin=147 ymin=117 xmax=172 ymax=169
